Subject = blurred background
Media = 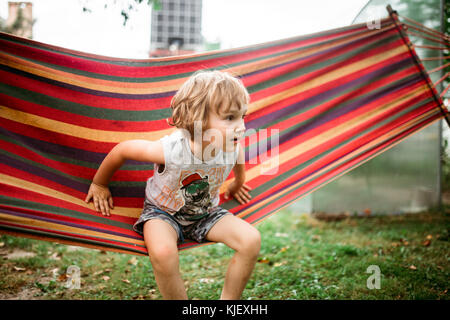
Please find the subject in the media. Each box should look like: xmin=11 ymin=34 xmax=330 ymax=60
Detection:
xmin=0 ymin=0 xmax=448 ymax=216
xmin=0 ymin=0 xmax=368 ymax=57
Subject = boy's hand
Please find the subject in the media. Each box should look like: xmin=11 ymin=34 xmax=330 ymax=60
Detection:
xmin=224 ymin=180 xmax=252 ymax=205
xmin=85 ymin=183 xmax=114 ymax=216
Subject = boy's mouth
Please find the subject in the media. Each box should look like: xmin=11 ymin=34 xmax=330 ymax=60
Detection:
xmin=229 ymin=132 xmax=244 ymax=144
xmin=232 ymin=136 xmax=242 ymax=144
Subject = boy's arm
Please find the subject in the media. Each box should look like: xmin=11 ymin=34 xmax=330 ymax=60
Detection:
xmin=232 ymin=143 xmax=246 ymax=185
xmin=92 ymin=139 xmax=165 ymax=187
xmin=224 ymin=144 xmax=252 ymax=204
xmin=86 ymin=139 xmax=164 ymax=216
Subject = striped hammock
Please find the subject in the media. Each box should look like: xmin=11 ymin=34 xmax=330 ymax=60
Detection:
xmin=0 ymin=10 xmax=447 ymax=255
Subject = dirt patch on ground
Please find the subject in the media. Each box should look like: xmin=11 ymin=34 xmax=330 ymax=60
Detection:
xmin=4 ymin=249 xmax=36 ymax=260
xmin=0 ymin=248 xmax=40 ymax=299
xmin=0 ymin=287 xmax=41 ymax=300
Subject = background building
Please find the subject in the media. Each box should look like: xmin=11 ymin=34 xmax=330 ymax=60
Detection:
xmin=2 ymin=1 xmax=33 ymax=38
xmin=150 ymin=0 xmax=203 ymax=57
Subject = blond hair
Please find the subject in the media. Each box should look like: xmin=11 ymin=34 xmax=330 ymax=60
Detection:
xmin=168 ymin=70 xmax=250 ymax=137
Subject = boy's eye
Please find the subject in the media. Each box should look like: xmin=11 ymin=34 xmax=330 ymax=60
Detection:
xmin=225 ymin=114 xmax=246 ymax=121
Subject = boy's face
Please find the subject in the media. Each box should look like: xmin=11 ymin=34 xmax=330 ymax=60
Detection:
xmin=204 ymin=104 xmax=247 ymax=153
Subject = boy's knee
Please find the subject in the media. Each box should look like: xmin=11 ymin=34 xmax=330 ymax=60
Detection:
xmin=148 ymin=243 xmax=178 ymax=270
xmin=238 ymin=227 xmax=261 ymax=258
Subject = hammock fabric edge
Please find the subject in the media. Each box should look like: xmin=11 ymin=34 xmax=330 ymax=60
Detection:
xmin=0 ymin=7 xmax=447 ymax=254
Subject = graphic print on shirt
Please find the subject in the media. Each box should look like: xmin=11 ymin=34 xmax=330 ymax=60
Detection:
xmin=174 ymin=172 xmax=212 ymax=221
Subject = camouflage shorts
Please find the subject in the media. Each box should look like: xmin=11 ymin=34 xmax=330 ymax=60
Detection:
xmin=133 ymin=199 xmax=232 ymax=244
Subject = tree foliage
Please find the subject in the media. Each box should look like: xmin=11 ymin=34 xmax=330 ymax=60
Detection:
xmin=81 ymin=0 xmax=160 ymax=26
xmin=399 ymin=0 xmax=449 ymax=95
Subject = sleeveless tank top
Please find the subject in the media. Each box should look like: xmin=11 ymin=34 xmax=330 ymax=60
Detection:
xmin=145 ymin=129 xmax=239 ymax=218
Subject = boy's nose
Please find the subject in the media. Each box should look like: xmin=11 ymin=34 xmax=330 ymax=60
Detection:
xmin=236 ymin=121 xmax=246 ymax=134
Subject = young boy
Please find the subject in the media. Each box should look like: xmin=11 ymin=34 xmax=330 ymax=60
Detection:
xmin=84 ymin=71 xmax=261 ymax=300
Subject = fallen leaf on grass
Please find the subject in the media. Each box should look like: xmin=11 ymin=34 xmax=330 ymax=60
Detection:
xmin=128 ymin=257 xmax=138 ymax=266
xmin=121 ymin=279 xmax=130 ymax=284
xmin=93 ymin=270 xmax=104 ymax=276
xmin=274 ymin=261 xmax=287 ymax=267
xmin=426 ymin=235 xmax=432 ymax=240
xmin=311 ymin=235 xmax=321 ymax=241
xmin=275 ymin=233 xmax=288 ymax=238
xmin=422 ymin=239 xmax=431 ymax=247
xmin=94 ymin=268 xmax=112 ymax=277
xmin=279 ymin=246 xmax=289 ymax=253
xmin=50 ymin=268 xmax=60 ymax=278
xmin=13 ymin=266 xmax=26 ymax=272
xmin=257 ymin=257 xmax=271 ymax=264
xmin=58 ymin=273 xmax=68 ymax=282
xmin=199 ymin=278 xmax=215 ymax=284
xmin=409 ymin=265 xmax=417 ymax=270
xmin=49 ymin=252 xmax=61 ymax=260
xmin=102 ymin=275 xmax=110 ymax=282
xmin=147 ymin=289 xmax=157 ymax=299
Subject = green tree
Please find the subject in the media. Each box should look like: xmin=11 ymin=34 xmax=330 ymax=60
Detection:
xmin=354 ymin=0 xmax=448 ymax=94
xmin=398 ymin=0 xmax=449 ymax=94
xmin=81 ymin=0 xmax=160 ymax=26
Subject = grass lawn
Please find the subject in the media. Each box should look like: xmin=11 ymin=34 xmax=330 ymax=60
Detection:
xmin=0 ymin=204 xmax=448 ymax=300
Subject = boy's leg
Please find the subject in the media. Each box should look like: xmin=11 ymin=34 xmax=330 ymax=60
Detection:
xmin=143 ymin=219 xmax=188 ymax=299
xmin=205 ymin=215 xmax=261 ymax=300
